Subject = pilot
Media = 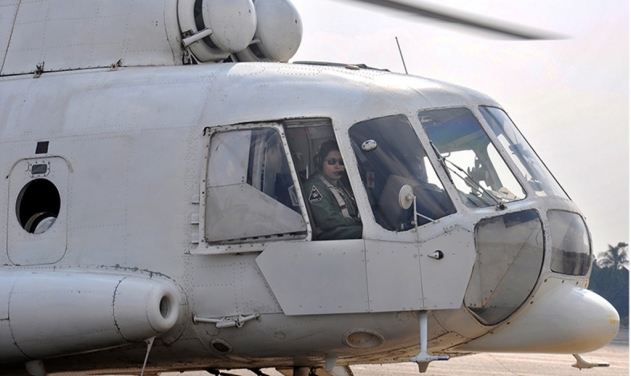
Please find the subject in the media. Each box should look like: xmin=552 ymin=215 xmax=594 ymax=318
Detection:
xmin=305 ymin=140 xmax=362 ymax=240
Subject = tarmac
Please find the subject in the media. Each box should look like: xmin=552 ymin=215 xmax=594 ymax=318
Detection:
xmin=162 ymin=328 xmax=629 ymax=376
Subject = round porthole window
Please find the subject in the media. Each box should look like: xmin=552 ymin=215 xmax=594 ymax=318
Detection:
xmin=16 ymin=179 xmax=61 ymax=234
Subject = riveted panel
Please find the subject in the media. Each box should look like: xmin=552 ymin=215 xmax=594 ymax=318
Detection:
xmin=419 ymin=227 xmax=476 ymax=310
xmin=365 ymin=240 xmax=423 ymax=312
xmin=0 ymin=1 xmax=19 ymax=75
xmin=3 ymin=0 xmax=176 ymax=75
xmin=256 ymin=240 xmax=368 ymax=315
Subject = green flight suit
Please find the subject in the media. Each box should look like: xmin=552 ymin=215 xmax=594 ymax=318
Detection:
xmin=306 ymin=173 xmax=362 ymax=240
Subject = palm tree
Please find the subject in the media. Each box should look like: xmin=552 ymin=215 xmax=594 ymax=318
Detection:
xmin=597 ymin=242 xmax=629 ymax=270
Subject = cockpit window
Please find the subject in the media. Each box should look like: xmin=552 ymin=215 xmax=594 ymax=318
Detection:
xmin=419 ymin=107 xmax=526 ymax=209
xmin=548 ymin=210 xmax=591 ymax=276
xmin=204 ymin=126 xmax=306 ymax=243
xmin=349 ymin=115 xmax=456 ymax=231
xmin=479 ymin=107 xmax=568 ymax=199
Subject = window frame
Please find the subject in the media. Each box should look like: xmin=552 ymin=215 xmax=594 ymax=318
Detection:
xmin=547 ymin=209 xmax=592 ymax=276
xmin=478 ymin=106 xmax=570 ymax=200
xmin=195 ymin=122 xmax=312 ymax=255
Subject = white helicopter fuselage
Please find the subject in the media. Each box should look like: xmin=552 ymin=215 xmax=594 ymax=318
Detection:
xmin=0 ymin=62 xmax=618 ymax=374
xmin=0 ymin=0 xmax=620 ymax=374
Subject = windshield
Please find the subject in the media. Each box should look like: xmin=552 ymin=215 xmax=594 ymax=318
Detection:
xmin=419 ymin=107 xmax=525 ymax=209
xmin=479 ymin=107 xmax=568 ymax=198
xmin=349 ymin=115 xmax=456 ymax=231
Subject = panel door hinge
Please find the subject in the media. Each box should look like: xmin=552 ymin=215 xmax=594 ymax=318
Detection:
xmin=193 ymin=312 xmax=260 ymax=328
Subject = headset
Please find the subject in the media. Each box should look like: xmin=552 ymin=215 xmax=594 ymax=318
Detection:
xmin=314 ymin=140 xmax=339 ymax=171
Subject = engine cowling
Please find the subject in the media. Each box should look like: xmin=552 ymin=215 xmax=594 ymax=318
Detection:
xmin=177 ymin=0 xmax=302 ymax=63
xmin=0 ymin=271 xmax=184 ymax=363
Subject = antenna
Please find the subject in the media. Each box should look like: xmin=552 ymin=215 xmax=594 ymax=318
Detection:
xmin=395 ymin=37 xmax=408 ymax=74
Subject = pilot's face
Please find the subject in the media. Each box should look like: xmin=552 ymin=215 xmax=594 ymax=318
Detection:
xmin=322 ymin=150 xmax=345 ymax=183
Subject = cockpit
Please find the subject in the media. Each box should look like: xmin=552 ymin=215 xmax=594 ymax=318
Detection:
xmin=200 ymin=105 xmax=592 ymax=324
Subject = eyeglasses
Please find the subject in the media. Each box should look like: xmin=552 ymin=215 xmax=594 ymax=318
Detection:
xmin=325 ymin=158 xmax=344 ymax=166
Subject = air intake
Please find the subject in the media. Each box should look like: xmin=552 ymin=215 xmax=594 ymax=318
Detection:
xmin=178 ymin=0 xmax=302 ymax=63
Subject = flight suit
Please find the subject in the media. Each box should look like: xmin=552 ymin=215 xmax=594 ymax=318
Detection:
xmin=306 ymin=173 xmax=362 ymax=240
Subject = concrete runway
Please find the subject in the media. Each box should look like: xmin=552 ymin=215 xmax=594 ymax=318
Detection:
xmin=162 ymin=328 xmax=629 ymax=376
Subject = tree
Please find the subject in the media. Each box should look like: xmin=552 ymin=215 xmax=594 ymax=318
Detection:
xmin=590 ymin=242 xmax=629 ymax=325
xmin=597 ymin=242 xmax=629 ymax=271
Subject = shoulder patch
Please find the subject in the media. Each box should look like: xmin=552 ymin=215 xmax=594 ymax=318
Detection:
xmin=309 ymin=185 xmax=323 ymax=203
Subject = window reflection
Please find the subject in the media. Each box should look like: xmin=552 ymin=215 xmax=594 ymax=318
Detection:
xmin=479 ymin=107 xmax=568 ymax=198
xmin=419 ymin=107 xmax=525 ymax=209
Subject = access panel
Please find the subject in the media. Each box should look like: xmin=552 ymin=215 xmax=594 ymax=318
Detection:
xmin=256 ymin=240 xmax=368 ymax=315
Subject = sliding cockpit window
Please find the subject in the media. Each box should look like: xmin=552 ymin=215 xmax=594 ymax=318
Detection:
xmin=205 ymin=126 xmax=307 ymax=243
xmin=349 ymin=114 xmax=456 ymax=231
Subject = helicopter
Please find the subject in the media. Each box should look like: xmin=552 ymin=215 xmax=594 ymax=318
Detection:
xmin=0 ymin=0 xmax=622 ymax=375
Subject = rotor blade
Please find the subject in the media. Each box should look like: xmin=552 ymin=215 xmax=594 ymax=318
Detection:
xmin=344 ymin=0 xmax=566 ymax=40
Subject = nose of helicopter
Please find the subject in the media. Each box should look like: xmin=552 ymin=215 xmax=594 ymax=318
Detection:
xmin=458 ymin=282 xmax=619 ymax=353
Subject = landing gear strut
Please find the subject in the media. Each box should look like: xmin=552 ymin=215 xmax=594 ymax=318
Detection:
xmin=410 ymin=311 xmax=449 ymax=373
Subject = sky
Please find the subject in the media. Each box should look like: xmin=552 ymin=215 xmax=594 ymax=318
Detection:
xmin=289 ymin=0 xmax=629 ymax=254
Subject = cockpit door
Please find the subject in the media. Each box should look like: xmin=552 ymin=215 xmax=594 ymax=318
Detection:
xmin=363 ymin=227 xmax=475 ymax=312
xmin=348 ymin=114 xmax=476 ymax=311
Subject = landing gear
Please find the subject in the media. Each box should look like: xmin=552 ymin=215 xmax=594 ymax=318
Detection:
xmin=410 ymin=311 xmax=449 ymax=373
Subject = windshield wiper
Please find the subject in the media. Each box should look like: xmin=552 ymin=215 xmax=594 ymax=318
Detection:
xmin=429 ymin=142 xmax=453 ymax=184
xmin=444 ymin=159 xmax=506 ymax=210
xmin=429 ymin=142 xmax=506 ymax=210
